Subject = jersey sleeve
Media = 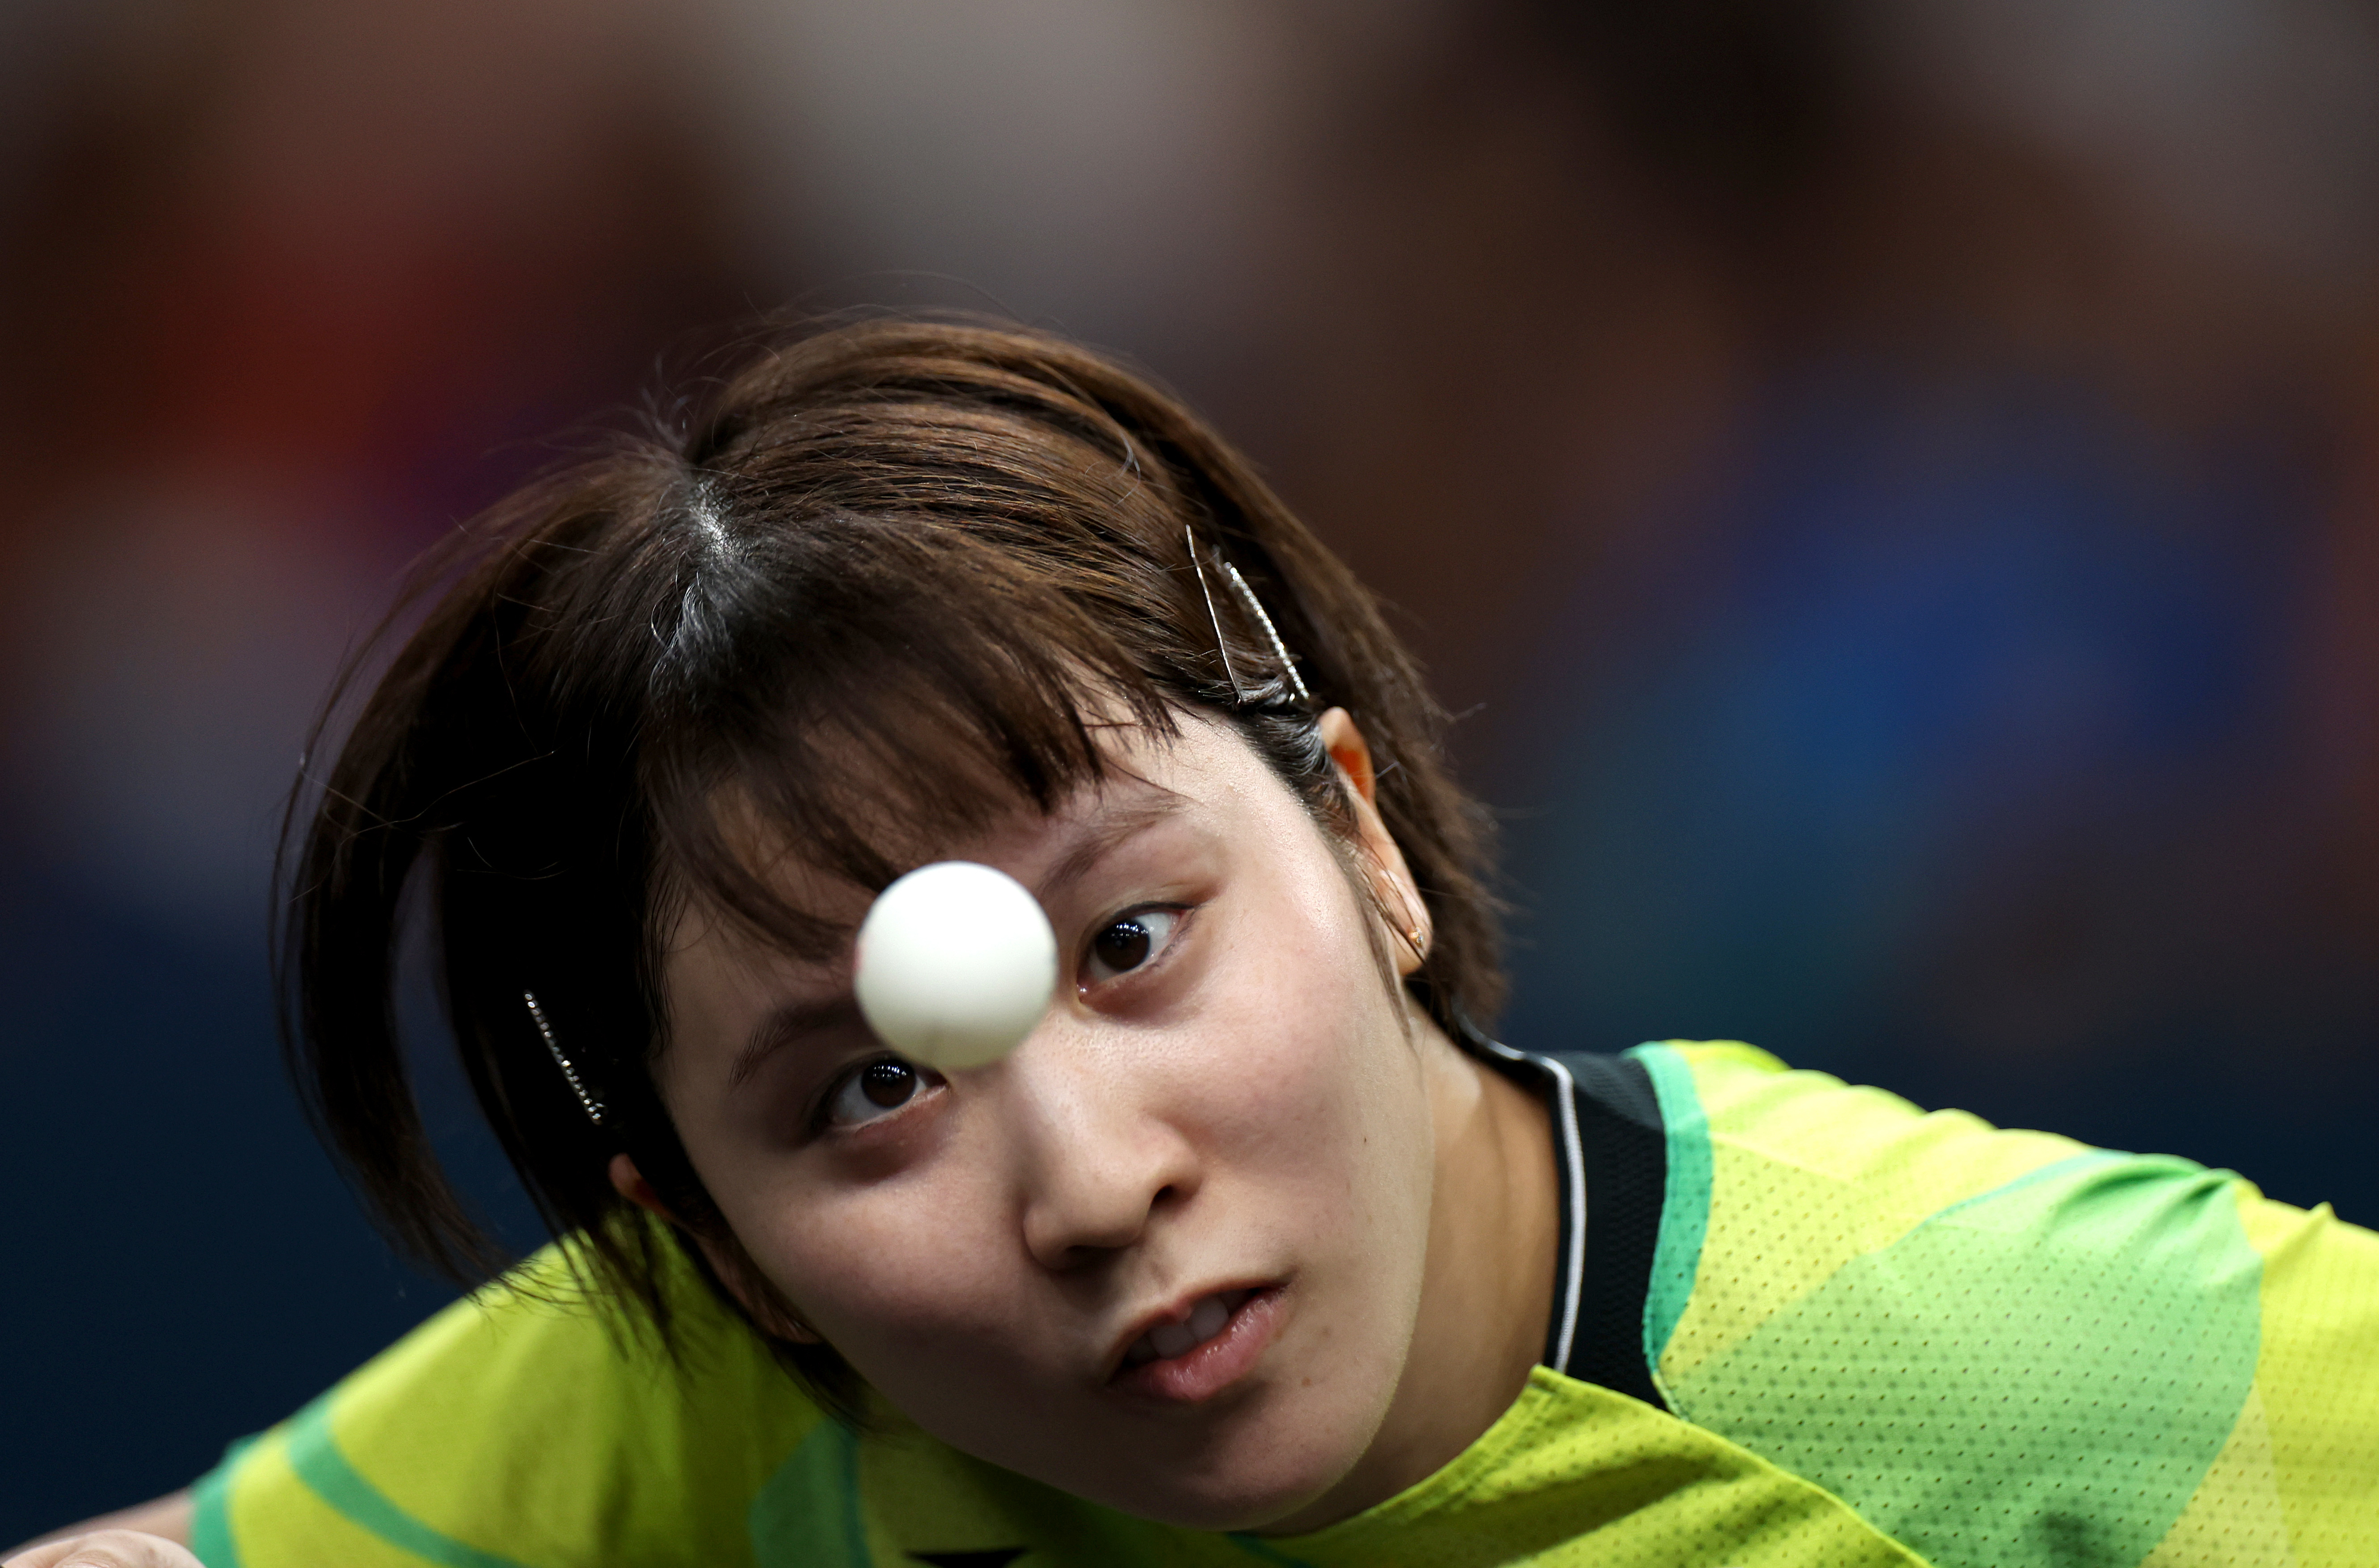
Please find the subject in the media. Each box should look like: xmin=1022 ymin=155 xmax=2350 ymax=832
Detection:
xmin=188 ymin=1241 xmax=827 ymax=1568
xmin=2139 ymin=1183 xmax=2379 ymax=1567
xmin=1643 ymin=1041 xmax=2379 ymax=1568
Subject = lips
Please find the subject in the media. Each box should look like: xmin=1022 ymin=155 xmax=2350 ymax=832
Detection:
xmin=1110 ymin=1284 xmax=1285 ymax=1403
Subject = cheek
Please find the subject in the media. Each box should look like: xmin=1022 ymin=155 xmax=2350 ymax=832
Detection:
xmin=726 ymin=1178 xmax=1093 ymax=1448
xmin=722 ymin=1169 xmax=1115 ymax=1452
xmin=1191 ymin=866 xmax=1434 ymax=1225
xmin=726 ymin=1164 xmax=1024 ymax=1357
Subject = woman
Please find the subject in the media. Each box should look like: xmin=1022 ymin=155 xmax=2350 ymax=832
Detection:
xmin=15 ymin=320 xmax=2377 ymax=1568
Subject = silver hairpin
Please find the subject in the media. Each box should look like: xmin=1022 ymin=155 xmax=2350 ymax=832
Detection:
xmin=1187 ymin=527 xmax=1248 ymax=703
xmin=524 ymin=991 xmax=606 ymax=1127
xmin=1218 ymin=558 xmax=1312 ymax=704
xmin=1187 ymin=529 xmax=1312 ymax=706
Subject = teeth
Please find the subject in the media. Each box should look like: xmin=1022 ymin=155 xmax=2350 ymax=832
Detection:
xmin=1148 ymin=1318 xmax=1200 ymax=1360
xmin=1127 ymin=1290 xmax=1248 ymax=1367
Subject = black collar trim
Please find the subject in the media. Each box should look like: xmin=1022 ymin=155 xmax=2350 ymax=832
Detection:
xmin=1467 ymin=1037 xmax=1673 ymax=1412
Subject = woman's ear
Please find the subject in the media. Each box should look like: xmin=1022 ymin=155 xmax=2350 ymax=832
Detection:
xmin=607 ymin=1154 xmax=823 ymax=1344
xmin=1316 ymin=707 xmax=1432 ymax=975
xmin=608 ymin=1152 xmax=679 ymax=1223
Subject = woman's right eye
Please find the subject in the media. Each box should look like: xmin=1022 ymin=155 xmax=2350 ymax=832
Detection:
xmin=825 ymin=1057 xmax=930 ymax=1129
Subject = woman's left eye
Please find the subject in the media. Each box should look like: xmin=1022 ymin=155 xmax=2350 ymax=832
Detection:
xmin=825 ymin=1057 xmax=933 ymax=1129
xmin=1081 ymin=907 xmax=1183 ymax=986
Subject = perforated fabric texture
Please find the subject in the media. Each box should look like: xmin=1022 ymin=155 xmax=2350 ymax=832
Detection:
xmin=1646 ymin=1042 xmax=2379 ymax=1568
xmin=2228 ymin=1187 xmax=2379 ymax=1561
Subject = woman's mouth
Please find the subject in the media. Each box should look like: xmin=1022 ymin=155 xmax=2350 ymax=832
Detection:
xmin=1112 ymin=1286 xmax=1285 ymax=1403
xmin=1123 ymin=1288 xmax=1249 ymax=1365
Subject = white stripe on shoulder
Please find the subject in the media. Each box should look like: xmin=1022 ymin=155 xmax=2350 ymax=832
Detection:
xmin=1471 ymin=1037 xmax=1588 ymax=1372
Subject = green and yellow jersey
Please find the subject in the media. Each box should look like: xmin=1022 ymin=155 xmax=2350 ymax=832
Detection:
xmin=191 ymin=1043 xmax=2379 ymax=1566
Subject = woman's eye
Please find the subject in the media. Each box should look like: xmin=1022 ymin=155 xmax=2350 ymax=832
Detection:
xmin=826 ymin=1057 xmax=929 ymax=1128
xmin=1082 ymin=908 xmax=1182 ymax=985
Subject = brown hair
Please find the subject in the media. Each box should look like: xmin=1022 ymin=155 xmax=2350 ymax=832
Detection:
xmin=284 ymin=316 xmax=1504 ymax=1416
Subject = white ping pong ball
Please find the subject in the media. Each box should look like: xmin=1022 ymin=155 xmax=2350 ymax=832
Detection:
xmin=853 ymin=861 xmax=1058 ymax=1070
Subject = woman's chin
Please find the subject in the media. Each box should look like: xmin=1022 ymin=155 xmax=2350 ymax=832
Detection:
xmin=1057 ymin=1416 xmax=1373 ymax=1536
xmin=1094 ymin=1471 xmax=1344 ymax=1536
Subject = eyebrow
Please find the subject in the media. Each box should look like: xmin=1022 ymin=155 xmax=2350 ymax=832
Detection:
xmin=721 ymin=790 xmax=1190 ymax=1092
xmin=727 ymin=995 xmax=864 ymax=1089
xmin=1035 ymin=791 xmax=1187 ymax=902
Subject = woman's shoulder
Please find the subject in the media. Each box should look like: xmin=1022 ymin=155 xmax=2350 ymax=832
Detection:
xmin=193 ymin=1239 xmax=830 ymax=1567
xmin=1637 ymin=1039 xmax=2379 ymax=1568
xmin=1642 ymin=1038 xmax=2089 ymax=1201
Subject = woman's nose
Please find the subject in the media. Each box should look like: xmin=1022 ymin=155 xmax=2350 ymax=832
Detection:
xmin=1008 ymin=1032 xmax=1201 ymax=1271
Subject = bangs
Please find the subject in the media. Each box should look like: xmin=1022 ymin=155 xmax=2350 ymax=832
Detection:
xmin=639 ymin=509 xmax=1182 ymax=964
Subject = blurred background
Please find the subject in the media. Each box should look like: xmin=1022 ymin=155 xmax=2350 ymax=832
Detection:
xmin=6 ymin=0 xmax=2376 ymax=1539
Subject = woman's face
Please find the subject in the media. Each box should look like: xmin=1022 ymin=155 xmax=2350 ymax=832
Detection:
xmin=655 ymin=713 xmax=1445 ymax=1530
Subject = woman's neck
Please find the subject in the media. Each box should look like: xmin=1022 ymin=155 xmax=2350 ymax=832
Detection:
xmin=1260 ymin=1014 xmax=1561 ymax=1534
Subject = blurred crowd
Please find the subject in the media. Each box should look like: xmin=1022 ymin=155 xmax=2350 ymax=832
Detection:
xmin=5 ymin=0 xmax=2376 ymax=1537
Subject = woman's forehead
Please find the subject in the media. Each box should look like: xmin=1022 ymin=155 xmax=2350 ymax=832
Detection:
xmin=671 ymin=717 xmax=1254 ymax=962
